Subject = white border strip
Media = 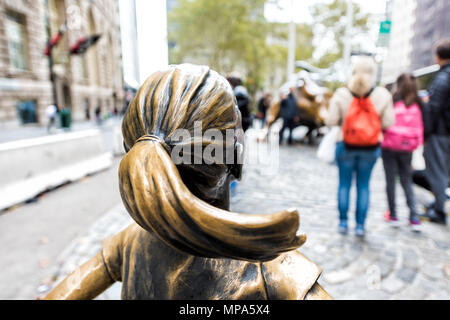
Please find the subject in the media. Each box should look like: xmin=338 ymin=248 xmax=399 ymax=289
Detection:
xmin=0 ymin=129 xmax=102 ymax=152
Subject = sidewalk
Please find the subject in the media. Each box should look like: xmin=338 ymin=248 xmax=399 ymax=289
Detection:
xmin=38 ymin=203 xmax=132 ymax=300
xmin=0 ymin=117 xmax=122 ymax=144
xmin=42 ymin=130 xmax=450 ymax=300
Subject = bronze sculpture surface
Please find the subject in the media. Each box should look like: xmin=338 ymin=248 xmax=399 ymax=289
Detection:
xmin=44 ymin=64 xmax=331 ymax=300
xmin=266 ymin=71 xmax=333 ymax=141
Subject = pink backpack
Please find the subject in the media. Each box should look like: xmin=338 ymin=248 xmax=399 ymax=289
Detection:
xmin=381 ymin=101 xmax=423 ymax=152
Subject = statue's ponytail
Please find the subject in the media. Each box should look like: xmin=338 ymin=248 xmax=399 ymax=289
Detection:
xmin=119 ymin=64 xmax=306 ymax=262
xmin=119 ymin=136 xmax=305 ymax=262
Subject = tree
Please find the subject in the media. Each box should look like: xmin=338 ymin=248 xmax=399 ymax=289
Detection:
xmin=168 ymin=0 xmax=325 ymax=97
xmin=168 ymin=0 xmax=316 ymax=98
xmin=310 ymin=0 xmax=369 ymax=68
xmin=168 ymin=0 xmax=268 ymax=92
xmin=264 ymin=22 xmax=314 ymax=89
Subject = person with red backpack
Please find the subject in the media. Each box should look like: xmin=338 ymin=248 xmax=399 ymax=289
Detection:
xmin=326 ymin=56 xmax=395 ymax=237
xmin=381 ymin=74 xmax=424 ymax=232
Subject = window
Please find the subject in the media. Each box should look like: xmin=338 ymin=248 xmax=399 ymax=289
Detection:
xmin=17 ymin=100 xmax=37 ymax=124
xmin=5 ymin=11 xmax=28 ymax=71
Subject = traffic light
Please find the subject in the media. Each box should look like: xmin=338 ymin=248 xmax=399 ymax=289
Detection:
xmin=69 ymin=34 xmax=102 ymax=55
xmin=44 ymin=23 xmax=67 ymax=56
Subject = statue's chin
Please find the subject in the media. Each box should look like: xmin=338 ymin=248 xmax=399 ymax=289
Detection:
xmin=194 ymin=180 xmax=231 ymax=211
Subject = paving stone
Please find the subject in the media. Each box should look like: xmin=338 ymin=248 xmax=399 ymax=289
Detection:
xmin=396 ymin=267 xmax=417 ymax=283
xmin=433 ymin=240 xmax=450 ymax=250
xmin=444 ymin=263 xmax=450 ymax=278
xmin=323 ymin=269 xmax=354 ymax=284
xmin=377 ymin=256 xmax=396 ymax=279
xmin=422 ymin=263 xmax=444 ymax=280
xmin=382 ymin=275 xmax=406 ymax=294
xmin=401 ymin=248 xmax=419 ymax=269
xmin=97 ymin=282 xmax=122 ymax=300
xmin=391 ymin=287 xmax=427 ymax=300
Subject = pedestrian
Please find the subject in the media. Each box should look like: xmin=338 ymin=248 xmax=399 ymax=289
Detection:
xmin=412 ymin=170 xmax=450 ymax=203
xmin=279 ymin=87 xmax=299 ymax=145
xmin=95 ymin=105 xmax=102 ymax=125
xmin=420 ymin=38 xmax=450 ymax=225
xmin=84 ymin=101 xmax=90 ymax=120
xmin=381 ymin=73 xmax=424 ymax=232
xmin=46 ymin=104 xmax=57 ymax=133
xmin=326 ymin=56 xmax=395 ymax=237
xmin=257 ymin=93 xmax=271 ymax=128
xmin=227 ymin=74 xmax=252 ymax=132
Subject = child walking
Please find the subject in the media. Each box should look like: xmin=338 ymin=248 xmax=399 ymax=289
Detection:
xmin=381 ymin=73 xmax=424 ymax=232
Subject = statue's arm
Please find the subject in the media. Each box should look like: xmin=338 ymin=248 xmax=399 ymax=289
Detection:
xmin=304 ymin=282 xmax=333 ymax=300
xmin=261 ymin=252 xmax=333 ymax=300
xmin=44 ymin=251 xmax=115 ymax=300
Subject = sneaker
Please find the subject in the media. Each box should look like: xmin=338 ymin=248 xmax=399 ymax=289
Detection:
xmin=384 ymin=211 xmax=400 ymax=228
xmin=421 ymin=208 xmax=447 ymax=225
xmin=355 ymin=224 xmax=365 ymax=237
xmin=338 ymin=221 xmax=348 ymax=235
xmin=409 ymin=219 xmax=422 ymax=233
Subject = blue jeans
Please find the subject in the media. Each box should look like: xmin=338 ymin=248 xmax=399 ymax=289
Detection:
xmin=336 ymin=142 xmax=380 ymax=226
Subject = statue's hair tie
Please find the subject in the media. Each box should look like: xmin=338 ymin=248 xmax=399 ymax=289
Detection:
xmin=136 ymin=134 xmax=171 ymax=153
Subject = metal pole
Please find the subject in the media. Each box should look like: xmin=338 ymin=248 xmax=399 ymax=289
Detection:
xmin=287 ymin=0 xmax=296 ymax=82
xmin=343 ymin=0 xmax=353 ymax=72
xmin=44 ymin=0 xmax=58 ymax=108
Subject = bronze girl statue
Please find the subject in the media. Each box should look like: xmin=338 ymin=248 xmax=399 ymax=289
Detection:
xmin=44 ymin=64 xmax=331 ymax=300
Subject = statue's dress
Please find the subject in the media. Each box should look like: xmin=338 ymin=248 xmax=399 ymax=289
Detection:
xmin=102 ymin=223 xmax=327 ymax=300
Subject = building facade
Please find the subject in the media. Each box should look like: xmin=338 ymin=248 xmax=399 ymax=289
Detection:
xmin=118 ymin=0 xmax=139 ymax=90
xmin=0 ymin=0 xmax=123 ymax=128
xmin=381 ymin=0 xmax=417 ymax=84
xmin=411 ymin=0 xmax=450 ymax=70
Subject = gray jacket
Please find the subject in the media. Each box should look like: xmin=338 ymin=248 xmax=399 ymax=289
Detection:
xmin=423 ymin=63 xmax=450 ymax=138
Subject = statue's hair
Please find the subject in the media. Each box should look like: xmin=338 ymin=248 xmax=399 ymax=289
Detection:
xmin=119 ymin=64 xmax=305 ymax=262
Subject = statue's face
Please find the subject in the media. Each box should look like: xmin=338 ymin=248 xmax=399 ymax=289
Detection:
xmin=177 ymin=104 xmax=244 ymax=211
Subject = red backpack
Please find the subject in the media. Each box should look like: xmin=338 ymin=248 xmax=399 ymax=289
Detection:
xmin=343 ymin=89 xmax=381 ymax=147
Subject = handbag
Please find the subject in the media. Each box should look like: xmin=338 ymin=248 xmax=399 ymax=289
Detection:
xmin=317 ymin=126 xmax=339 ymax=164
xmin=411 ymin=144 xmax=426 ymax=171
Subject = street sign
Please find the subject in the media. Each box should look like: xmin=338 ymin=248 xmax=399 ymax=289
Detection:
xmin=379 ymin=20 xmax=392 ymax=34
xmin=378 ymin=20 xmax=392 ymax=48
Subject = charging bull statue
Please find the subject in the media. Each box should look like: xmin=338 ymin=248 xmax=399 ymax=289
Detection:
xmin=266 ymin=71 xmax=333 ymax=144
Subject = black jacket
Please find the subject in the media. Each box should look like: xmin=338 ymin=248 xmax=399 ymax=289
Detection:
xmin=423 ymin=63 xmax=450 ymax=138
xmin=280 ymin=93 xmax=299 ymax=120
xmin=234 ymin=86 xmax=252 ymax=131
xmin=257 ymin=98 xmax=268 ymax=118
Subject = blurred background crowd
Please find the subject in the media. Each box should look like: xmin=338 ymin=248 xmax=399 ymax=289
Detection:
xmin=0 ymin=0 xmax=448 ymax=128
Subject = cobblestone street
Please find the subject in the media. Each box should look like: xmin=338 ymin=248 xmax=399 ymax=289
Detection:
xmin=44 ymin=130 xmax=450 ymax=300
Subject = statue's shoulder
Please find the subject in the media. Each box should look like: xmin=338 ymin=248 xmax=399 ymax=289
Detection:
xmin=261 ymin=251 xmax=322 ymax=300
xmin=101 ymin=223 xmax=153 ymax=281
